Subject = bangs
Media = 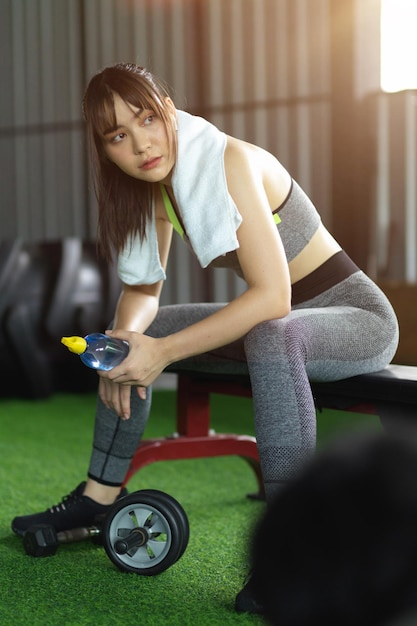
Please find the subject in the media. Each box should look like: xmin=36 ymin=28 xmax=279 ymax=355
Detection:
xmin=84 ymin=64 xmax=169 ymax=140
xmin=93 ymin=92 xmax=117 ymax=138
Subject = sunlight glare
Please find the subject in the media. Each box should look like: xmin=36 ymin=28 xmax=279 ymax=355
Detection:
xmin=380 ymin=0 xmax=417 ymax=92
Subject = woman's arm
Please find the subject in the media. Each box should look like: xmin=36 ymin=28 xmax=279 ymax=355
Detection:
xmin=105 ymin=141 xmax=291 ymax=395
xmin=98 ymin=209 xmax=173 ymax=418
xmin=159 ymin=141 xmax=291 ymax=356
xmin=112 ymin=207 xmax=173 ymax=332
xmin=112 ymin=282 xmax=162 ymax=333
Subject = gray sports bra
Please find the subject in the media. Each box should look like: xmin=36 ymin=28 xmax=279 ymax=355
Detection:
xmin=160 ymin=178 xmax=358 ymax=305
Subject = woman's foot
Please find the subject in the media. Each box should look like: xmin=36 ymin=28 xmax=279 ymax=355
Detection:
xmin=11 ymin=481 xmax=127 ymax=537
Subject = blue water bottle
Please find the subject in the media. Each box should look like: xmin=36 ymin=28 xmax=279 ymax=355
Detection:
xmin=61 ymin=333 xmax=129 ymax=371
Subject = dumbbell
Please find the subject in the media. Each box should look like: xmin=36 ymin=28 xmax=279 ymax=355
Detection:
xmin=22 ymin=490 xmax=190 ymax=575
xmin=23 ymin=524 xmax=101 ymax=557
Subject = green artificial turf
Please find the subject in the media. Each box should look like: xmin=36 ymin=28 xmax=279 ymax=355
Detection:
xmin=0 ymin=390 xmax=382 ymax=625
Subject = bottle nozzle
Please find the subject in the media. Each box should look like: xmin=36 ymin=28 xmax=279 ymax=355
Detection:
xmin=61 ymin=336 xmax=88 ymax=355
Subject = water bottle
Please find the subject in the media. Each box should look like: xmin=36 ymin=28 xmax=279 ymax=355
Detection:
xmin=61 ymin=333 xmax=129 ymax=371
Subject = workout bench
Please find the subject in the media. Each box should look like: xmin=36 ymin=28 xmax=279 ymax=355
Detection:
xmin=123 ymin=364 xmax=417 ymax=497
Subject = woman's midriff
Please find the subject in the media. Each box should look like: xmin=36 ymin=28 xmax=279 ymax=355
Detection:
xmin=291 ymin=249 xmax=360 ymax=305
xmin=288 ymin=224 xmax=342 ymax=285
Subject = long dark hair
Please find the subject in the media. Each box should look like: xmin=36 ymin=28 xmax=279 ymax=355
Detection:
xmin=82 ymin=63 xmax=177 ymax=260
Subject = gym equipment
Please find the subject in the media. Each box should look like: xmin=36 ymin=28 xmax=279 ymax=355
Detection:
xmin=23 ymin=524 xmax=100 ymax=557
xmin=0 ymin=239 xmax=122 ymax=399
xmin=102 ymin=489 xmax=190 ymax=576
xmin=123 ymin=364 xmax=417 ymax=501
xmin=23 ymin=489 xmax=190 ymax=576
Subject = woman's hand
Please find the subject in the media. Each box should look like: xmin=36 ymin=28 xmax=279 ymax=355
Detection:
xmin=98 ymin=376 xmax=140 ymax=420
xmin=98 ymin=329 xmax=168 ymax=418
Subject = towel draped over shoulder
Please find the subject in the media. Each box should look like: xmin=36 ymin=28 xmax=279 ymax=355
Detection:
xmin=117 ymin=110 xmax=243 ymax=285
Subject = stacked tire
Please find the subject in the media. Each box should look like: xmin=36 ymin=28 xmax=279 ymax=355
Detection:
xmin=0 ymin=239 xmax=121 ymax=398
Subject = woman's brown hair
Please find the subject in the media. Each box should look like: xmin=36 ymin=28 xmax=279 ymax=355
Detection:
xmin=82 ymin=63 xmax=177 ymax=260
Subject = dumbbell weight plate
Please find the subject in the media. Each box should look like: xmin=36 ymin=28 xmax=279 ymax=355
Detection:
xmin=23 ymin=524 xmax=102 ymax=557
xmin=23 ymin=524 xmax=59 ymax=557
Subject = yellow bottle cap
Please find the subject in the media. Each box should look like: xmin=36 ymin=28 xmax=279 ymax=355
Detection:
xmin=61 ymin=336 xmax=88 ymax=355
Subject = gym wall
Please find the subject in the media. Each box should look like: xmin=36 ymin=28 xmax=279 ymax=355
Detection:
xmin=0 ymin=0 xmax=416 ymax=371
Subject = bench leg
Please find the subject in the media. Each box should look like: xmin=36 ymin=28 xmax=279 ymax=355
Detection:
xmin=123 ymin=374 xmax=264 ymax=499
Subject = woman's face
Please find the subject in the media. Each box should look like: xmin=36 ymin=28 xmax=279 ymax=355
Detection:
xmin=101 ymin=92 xmax=176 ymax=185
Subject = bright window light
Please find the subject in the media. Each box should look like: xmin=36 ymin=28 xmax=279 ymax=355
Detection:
xmin=380 ymin=0 xmax=417 ymax=92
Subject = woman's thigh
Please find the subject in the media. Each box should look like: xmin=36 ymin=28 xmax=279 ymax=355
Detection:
xmin=147 ymin=272 xmax=399 ymax=380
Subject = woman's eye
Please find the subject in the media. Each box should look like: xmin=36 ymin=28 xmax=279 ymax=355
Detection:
xmin=143 ymin=114 xmax=154 ymax=125
xmin=111 ymin=132 xmax=125 ymax=143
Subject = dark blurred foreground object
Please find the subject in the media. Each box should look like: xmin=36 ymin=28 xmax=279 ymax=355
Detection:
xmin=251 ymin=431 xmax=417 ymax=626
xmin=0 ymin=239 xmax=121 ymax=398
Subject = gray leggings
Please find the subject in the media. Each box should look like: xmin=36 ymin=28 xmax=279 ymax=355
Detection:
xmin=88 ymin=271 xmax=399 ymax=502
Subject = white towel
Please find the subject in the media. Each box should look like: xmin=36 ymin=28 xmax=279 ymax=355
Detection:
xmin=117 ymin=214 xmax=166 ymax=285
xmin=118 ymin=109 xmax=242 ymax=285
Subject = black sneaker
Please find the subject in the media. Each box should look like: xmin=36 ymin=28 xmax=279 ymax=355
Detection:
xmin=11 ymin=482 xmax=128 ymax=537
xmin=235 ymin=574 xmax=264 ymax=615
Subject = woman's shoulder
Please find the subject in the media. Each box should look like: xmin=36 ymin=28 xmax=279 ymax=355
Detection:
xmin=225 ymin=135 xmax=264 ymax=161
xmin=224 ymin=135 xmax=291 ymax=203
xmin=225 ymin=135 xmax=283 ymax=173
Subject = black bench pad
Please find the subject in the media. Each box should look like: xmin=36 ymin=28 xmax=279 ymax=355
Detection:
xmin=311 ymin=364 xmax=417 ymax=409
xmin=170 ymin=364 xmax=417 ymax=425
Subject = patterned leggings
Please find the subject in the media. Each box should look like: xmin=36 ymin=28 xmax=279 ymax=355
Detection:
xmin=88 ymin=271 xmax=399 ymax=503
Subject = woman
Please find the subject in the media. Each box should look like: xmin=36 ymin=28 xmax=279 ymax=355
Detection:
xmin=12 ymin=63 xmax=399 ymax=613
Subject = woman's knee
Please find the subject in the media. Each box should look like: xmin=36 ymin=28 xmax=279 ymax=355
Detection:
xmin=244 ymin=319 xmax=287 ymax=358
xmin=244 ymin=317 xmax=308 ymax=366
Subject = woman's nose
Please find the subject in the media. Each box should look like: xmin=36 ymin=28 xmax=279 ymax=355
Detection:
xmin=132 ymin=128 xmax=151 ymax=154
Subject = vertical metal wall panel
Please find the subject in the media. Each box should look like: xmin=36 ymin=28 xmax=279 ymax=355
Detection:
xmin=39 ymin=0 xmax=56 ymax=237
xmin=267 ymin=0 xmax=289 ymax=101
xmin=373 ymin=94 xmax=391 ymax=275
xmin=167 ymin=2 xmax=187 ymax=104
xmin=0 ymin=2 xmax=16 ymax=237
xmin=4 ymin=0 xmax=86 ymax=240
xmin=131 ymin=1 xmax=150 ymax=65
xmin=83 ymin=0 xmax=101 ymax=78
xmin=354 ymin=0 xmax=381 ymax=100
xmin=147 ymin=0 xmax=168 ymax=76
xmin=98 ymin=0 xmax=117 ymax=67
xmin=295 ymin=0 xmax=310 ymax=97
xmin=371 ymin=91 xmax=417 ymax=283
xmin=11 ymin=0 xmax=31 ymax=236
xmin=207 ymin=0 xmax=224 ymax=109
xmin=212 ymin=268 xmax=246 ymax=303
xmin=404 ymin=92 xmax=417 ymax=283
xmin=252 ymin=1 xmax=267 ymax=103
xmin=200 ymin=0 xmax=331 ymax=209
xmin=310 ymin=101 xmax=332 ymax=225
xmin=2 ymin=0 xmax=333 ymax=304
xmin=274 ymin=107 xmax=291 ymax=168
xmin=387 ymin=95 xmax=406 ymax=280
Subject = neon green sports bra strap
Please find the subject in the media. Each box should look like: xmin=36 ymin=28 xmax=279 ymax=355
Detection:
xmin=160 ymin=184 xmax=184 ymax=238
xmin=160 ymin=183 xmax=279 ymax=236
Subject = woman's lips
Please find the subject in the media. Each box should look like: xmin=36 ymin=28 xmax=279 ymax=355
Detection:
xmin=141 ymin=156 xmax=162 ymax=170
